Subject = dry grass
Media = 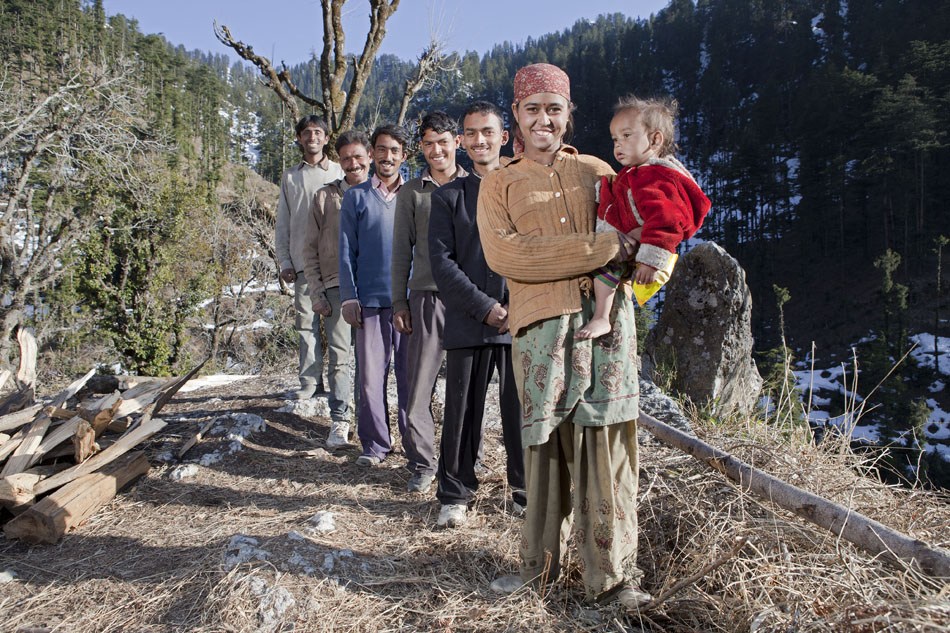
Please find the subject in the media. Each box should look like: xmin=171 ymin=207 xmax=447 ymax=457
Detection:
xmin=0 ymin=375 xmax=947 ymax=632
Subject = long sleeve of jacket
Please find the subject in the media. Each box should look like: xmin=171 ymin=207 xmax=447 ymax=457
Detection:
xmin=301 ymin=191 xmax=325 ymax=297
xmin=275 ymin=177 xmax=294 ymax=272
xmin=390 ymin=185 xmax=416 ymax=314
xmin=338 ymin=189 xmax=360 ymax=303
xmin=429 ymin=186 xmax=497 ymax=324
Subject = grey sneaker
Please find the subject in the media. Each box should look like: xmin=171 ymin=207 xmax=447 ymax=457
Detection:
xmin=407 ymin=473 xmax=434 ymax=493
xmin=436 ymin=503 xmax=468 ymax=527
xmin=355 ymin=454 xmax=381 ymax=467
xmin=489 ymin=574 xmax=523 ymax=594
xmin=326 ymin=421 xmax=351 ymax=449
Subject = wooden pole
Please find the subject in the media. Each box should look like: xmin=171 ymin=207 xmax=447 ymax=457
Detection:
xmin=637 ymin=412 xmax=950 ymax=579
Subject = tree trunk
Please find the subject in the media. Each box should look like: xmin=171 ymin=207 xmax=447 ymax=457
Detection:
xmin=638 ymin=412 xmax=950 ymax=578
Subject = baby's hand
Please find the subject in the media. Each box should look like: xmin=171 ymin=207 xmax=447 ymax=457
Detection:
xmin=634 ymin=263 xmax=657 ymax=285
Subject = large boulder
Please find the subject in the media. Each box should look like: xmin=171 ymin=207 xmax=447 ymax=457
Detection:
xmin=642 ymin=241 xmax=762 ymax=417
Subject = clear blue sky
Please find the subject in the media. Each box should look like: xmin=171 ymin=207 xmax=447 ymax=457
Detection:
xmin=102 ymin=0 xmax=670 ymax=64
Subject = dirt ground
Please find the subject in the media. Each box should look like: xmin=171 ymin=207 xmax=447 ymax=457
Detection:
xmin=1 ymin=375 xmax=947 ymax=632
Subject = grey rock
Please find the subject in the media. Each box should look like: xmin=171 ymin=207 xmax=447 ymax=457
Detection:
xmin=642 ymin=242 xmax=762 ymax=417
xmin=638 ymin=379 xmax=693 ymax=435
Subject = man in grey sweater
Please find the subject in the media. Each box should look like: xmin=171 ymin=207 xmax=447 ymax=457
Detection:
xmin=391 ymin=111 xmax=466 ymax=493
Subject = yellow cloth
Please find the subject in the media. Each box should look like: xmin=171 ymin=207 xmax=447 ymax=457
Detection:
xmin=632 ymin=253 xmax=677 ymax=306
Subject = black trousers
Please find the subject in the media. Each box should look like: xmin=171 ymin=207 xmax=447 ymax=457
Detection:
xmin=436 ymin=345 xmax=526 ymax=506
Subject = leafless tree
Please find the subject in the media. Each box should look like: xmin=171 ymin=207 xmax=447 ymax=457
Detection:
xmin=214 ymin=0 xmax=456 ymax=146
xmin=0 ymin=55 xmax=163 ymax=367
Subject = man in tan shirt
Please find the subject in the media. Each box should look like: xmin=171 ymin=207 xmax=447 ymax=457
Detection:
xmin=301 ymin=130 xmax=372 ymax=448
xmin=275 ymin=115 xmax=344 ymax=399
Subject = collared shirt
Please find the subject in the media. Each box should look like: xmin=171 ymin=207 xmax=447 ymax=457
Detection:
xmin=275 ymin=155 xmax=344 ymax=272
xmin=371 ymin=173 xmax=404 ymax=202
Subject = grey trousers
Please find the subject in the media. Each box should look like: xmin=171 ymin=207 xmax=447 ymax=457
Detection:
xmin=294 ymin=272 xmax=323 ymax=390
xmin=401 ymin=290 xmax=445 ymax=475
xmin=323 ymin=287 xmax=353 ymax=421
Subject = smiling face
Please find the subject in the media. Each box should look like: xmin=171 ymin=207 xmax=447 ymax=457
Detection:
xmin=371 ymin=134 xmax=405 ymax=181
xmin=420 ymin=129 xmax=460 ymax=180
xmin=610 ymin=109 xmax=661 ymax=168
xmin=337 ymin=142 xmax=371 ymax=186
xmin=512 ymin=92 xmax=570 ymax=162
xmin=296 ymin=123 xmax=328 ymax=163
xmin=462 ymin=111 xmax=508 ymax=175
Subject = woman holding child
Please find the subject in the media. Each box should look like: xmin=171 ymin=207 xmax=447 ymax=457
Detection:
xmin=476 ymin=63 xmax=650 ymax=608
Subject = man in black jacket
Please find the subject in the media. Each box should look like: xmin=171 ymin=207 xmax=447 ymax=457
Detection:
xmin=428 ymin=102 xmax=525 ymax=528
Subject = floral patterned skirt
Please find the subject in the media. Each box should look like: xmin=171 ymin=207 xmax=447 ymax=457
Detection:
xmin=512 ymin=294 xmax=640 ymax=447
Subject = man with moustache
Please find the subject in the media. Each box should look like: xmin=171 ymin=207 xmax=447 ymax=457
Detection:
xmin=391 ymin=111 xmax=467 ymax=493
xmin=428 ymin=101 xmax=526 ymax=527
xmin=301 ymin=130 xmax=373 ymax=448
xmin=338 ymin=124 xmax=412 ymax=466
xmin=275 ymin=115 xmax=344 ymax=400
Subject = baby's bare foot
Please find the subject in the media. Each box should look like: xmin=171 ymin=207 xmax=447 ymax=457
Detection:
xmin=575 ymin=318 xmax=612 ymax=340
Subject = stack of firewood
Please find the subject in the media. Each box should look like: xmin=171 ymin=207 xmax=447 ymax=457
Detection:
xmin=0 ymin=328 xmax=203 ymax=544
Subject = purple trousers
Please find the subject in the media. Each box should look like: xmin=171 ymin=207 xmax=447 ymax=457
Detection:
xmin=355 ymin=306 xmax=409 ymax=460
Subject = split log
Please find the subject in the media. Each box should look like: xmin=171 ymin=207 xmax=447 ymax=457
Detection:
xmin=4 ymin=451 xmax=150 ymax=544
xmin=72 ymin=420 xmax=98 ymax=462
xmin=1 ymin=412 xmax=52 ymax=477
xmin=0 ymin=403 xmax=43 ymax=433
xmin=15 ymin=327 xmax=37 ymax=389
xmin=0 ymin=369 xmax=10 ymax=391
xmin=32 ymin=416 xmax=166 ymax=496
xmin=0 ymin=464 xmax=71 ymax=512
xmin=0 ymin=428 xmax=25 ymax=462
xmin=0 ymin=432 xmax=8 ymax=446
xmin=638 ymin=412 xmax=950 ymax=579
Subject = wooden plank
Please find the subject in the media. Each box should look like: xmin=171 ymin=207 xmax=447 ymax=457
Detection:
xmin=1 ymin=412 xmax=52 ymax=477
xmin=49 ymin=367 xmax=98 ymax=410
xmin=0 ymin=403 xmax=43 ymax=433
xmin=32 ymin=416 xmax=83 ymax=464
xmin=4 ymin=451 xmax=150 ymax=544
xmin=32 ymin=416 xmax=165 ymax=496
xmin=0 ymin=428 xmax=26 ymax=462
xmin=177 ymin=419 xmax=216 ymax=459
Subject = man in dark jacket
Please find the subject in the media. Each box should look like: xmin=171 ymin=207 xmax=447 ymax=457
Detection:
xmin=428 ymin=102 xmax=525 ymax=527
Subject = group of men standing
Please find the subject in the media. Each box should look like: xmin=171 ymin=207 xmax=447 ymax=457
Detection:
xmin=274 ymin=104 xmax=525 ymax=527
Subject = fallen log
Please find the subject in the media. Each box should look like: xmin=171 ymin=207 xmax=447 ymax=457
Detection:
xmin=638 ymin=412 xmax=950 ymax=579
xmin=4 ymin=451 xmax=150 ymax=544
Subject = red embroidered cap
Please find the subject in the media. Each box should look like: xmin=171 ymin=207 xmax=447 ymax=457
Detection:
xmin=513 ymin=63 xmax=571 ymax=103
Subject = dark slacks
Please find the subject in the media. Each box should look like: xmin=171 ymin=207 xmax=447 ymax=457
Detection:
xmin=436 ymin=345 xmax=525 ymax=506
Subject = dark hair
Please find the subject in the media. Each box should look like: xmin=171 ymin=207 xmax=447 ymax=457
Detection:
xmin=371 ymin=124 xmax=411 ymax=151
xmin=335 ymin=130 xmax=371 ymax=154
xmin=463 ymin=101 xmax=506 ymax=126
xmin=418 ymin=110 xmax=457 ymax=138
xmin=295 ymin=115 xmax=329 ymax=136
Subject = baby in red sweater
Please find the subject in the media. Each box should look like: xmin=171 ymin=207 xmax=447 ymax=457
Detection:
xmin=575 ymin=96 xmax=712 ymax=340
